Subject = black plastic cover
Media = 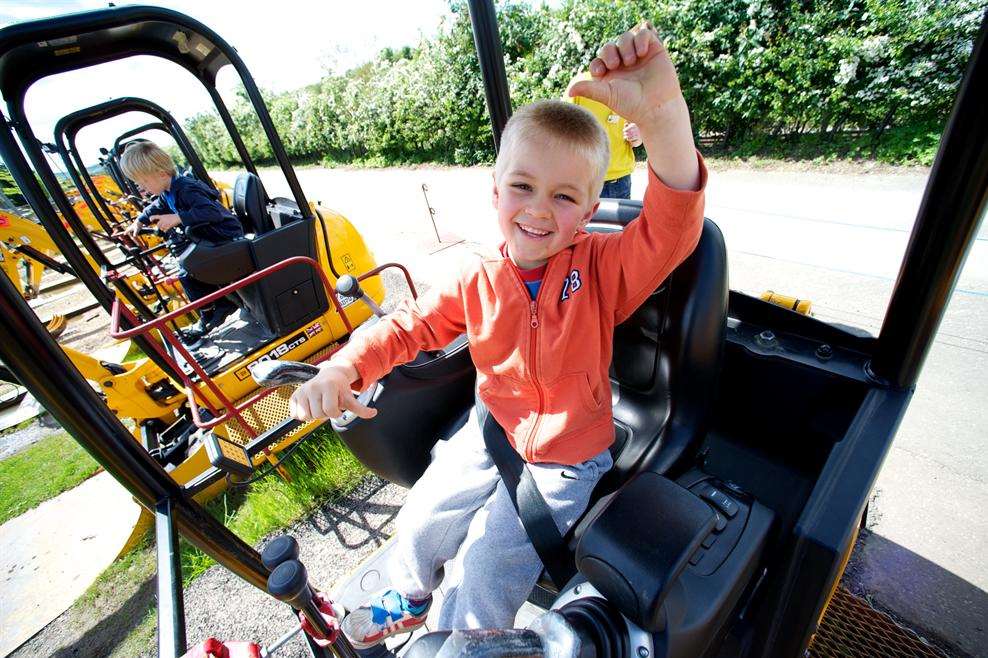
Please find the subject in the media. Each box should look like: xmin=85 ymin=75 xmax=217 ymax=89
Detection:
xmin=178 ymin=238 xmax=254 ymax=285
xmin=576 ymin=471 xmax=716 ymax=632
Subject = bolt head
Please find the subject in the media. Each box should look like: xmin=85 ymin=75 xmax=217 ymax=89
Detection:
xmin=637 ymin=646 xmax=650 ymax=658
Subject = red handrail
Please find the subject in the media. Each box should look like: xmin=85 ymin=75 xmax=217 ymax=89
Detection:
xmin=110 ymin=255 xmax=353 ymax=339
xmin=108 ymin=258 xmax=414 ymax=435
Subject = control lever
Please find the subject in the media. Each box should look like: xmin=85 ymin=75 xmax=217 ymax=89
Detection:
xmin=249 ymin=359 xmax=380 ymax=431
xmin=336 ymin=274 xmax=384 ymax=317
xmin=261 ymin=535 xmax=301 ymax=571
xmin=267 ymin=560 xmax=338 ymax=646
xmin=250 ymin=360 xmax=320 ymax=387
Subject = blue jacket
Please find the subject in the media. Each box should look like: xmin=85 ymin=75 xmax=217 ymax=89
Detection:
xmin=137 ymin=174 xmax=244 ymax=243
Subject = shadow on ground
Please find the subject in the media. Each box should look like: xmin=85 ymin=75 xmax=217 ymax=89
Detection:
xmin=844 ymin=529 xmax=987 ymax=658
xmin=306 ymin=477 xmax=401 ymax=549
xmin=12 ymin=574 xmax=155 ymax=658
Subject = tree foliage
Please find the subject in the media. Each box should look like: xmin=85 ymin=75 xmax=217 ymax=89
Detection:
xmin=185 ymin=0 xmax=985 ymax=167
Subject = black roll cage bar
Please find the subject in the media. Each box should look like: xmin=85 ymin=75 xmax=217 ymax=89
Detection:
xmin=0 ymin=3 xmax=984 ymax=657
xmin=54 ymin=97 xmax=217 ymax=231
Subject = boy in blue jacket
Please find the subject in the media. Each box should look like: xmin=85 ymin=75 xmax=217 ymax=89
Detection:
xmin=120 ymin=141 xmax=244 ymax=340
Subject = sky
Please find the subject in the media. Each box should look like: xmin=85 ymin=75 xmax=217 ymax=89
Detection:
xmin=0 ymin=0 xmax=466 ymax=166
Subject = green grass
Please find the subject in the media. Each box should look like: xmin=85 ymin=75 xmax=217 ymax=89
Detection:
xmin=0 ymin=431 xmax=101 ymax=524
xmin=179 ymin=427 xmax=367 ymax=582
xmin=52 ymin=429 xmax=368 ymax=656
xmin=122 ymin=340 xmax=147 ymax=363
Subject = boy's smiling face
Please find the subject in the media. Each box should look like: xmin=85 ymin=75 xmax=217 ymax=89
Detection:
xmin=493 ymin=137 xmax=600 ymax=270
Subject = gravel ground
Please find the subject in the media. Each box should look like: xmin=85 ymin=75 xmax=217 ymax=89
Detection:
xmin=0 ymin=413 xmax=62 ymax=459
xmin=148 ymin=476 xmax=408 ymax=657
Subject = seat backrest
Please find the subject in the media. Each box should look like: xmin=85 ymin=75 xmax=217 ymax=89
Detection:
xmin=589 ymin=201 xmax=728 ymax=492
xmin=233 ymin=172 xmax=275 ymax=235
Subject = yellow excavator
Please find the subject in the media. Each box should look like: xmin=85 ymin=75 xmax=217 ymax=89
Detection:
xmin=0 ymin=208 xmax=84 ymax=298
xmin=0 ymin=66 xmax=390 ymax=553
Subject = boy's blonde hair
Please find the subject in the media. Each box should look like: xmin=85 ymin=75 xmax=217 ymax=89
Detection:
xmin=495 ymin=100 xmax=610 ymax=198
xmin=119 ymin=141 xmax=176 ymax=180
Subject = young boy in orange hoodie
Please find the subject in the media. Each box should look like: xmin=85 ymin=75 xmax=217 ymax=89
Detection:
xmin=290 ymin=22 xmax=706 ymax=646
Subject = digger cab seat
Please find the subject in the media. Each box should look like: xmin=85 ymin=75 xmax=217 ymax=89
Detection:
xmin=535 ymin=200 xmax=729 ymax=593
xmin=335 ymin=200 xmax=729 ymax=494
xmin=233 ymin=171 xmax=275 ymax=235
xmin=590 ymin=201 xmax=728 ymax=494
xmin=177 ymin=171 xmax=328 ymax=337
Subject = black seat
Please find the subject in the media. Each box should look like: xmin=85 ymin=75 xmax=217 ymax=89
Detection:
xmin=177 ymin=171 xmax=328 ymax=337
xmin=233 ymin=172 xmax=275 ymax=235
xmin=595 ymin=211 xmax=728 ymax=493
xmin=335 ymin=204 xmax=728 ymax=507
xmin=545 ymin=206 xmax=729 ymax=586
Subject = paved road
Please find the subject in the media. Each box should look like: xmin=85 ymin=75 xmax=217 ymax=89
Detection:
xmin=216 ymin=161 xmax=986 ymax=654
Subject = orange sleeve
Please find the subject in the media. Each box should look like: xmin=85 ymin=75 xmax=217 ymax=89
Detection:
xmin=330 ymin=274 xmax=468 ymax=390
xmin=594 ymin=153 xmax=707 ymax=323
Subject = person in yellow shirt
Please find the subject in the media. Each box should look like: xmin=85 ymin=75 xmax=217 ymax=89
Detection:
xmin=564 ymin=71 xmax=643 ymax=198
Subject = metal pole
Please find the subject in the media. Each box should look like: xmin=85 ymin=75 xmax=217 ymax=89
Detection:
xmin=206 ymin=85 xmax=261 ymax=177
xmin=872 ymin=11 xmax=988 ymax=388
xmin=467 ymin=0 xmax=512 ymax=152
xmin=156 ymin=499 xmax=187 ymax=658
xmin=224 ymin=55 xmax=313 ymax=218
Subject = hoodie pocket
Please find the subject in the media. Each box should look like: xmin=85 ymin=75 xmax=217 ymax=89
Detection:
xmin=546 ymin=372 xmax=602 ymax=414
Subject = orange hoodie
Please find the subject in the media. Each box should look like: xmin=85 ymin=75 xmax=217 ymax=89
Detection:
xmin=336 ymin=158 xmax=707 ymax=465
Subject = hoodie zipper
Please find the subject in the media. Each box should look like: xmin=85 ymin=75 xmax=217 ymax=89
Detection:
xmin=509 ymin=260 xmax=550 ymax=462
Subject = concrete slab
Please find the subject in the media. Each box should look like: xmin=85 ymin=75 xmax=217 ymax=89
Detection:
xmin=0 ymin=471 xmax=142 ymax=656
xmin=0 ymin=393 xmax=42 ymax=435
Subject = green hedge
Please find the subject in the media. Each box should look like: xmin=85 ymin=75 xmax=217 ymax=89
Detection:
xmin=185 ymin=0 xmax=986 ymax=168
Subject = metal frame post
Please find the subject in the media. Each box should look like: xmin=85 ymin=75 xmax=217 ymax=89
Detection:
xmin=156 ymin=499 xmax=187 ymax=658
xmin=872 ymin=11 xmax=988 ymax=388
xmin=467 ymin=0 xmax=512 ymax=152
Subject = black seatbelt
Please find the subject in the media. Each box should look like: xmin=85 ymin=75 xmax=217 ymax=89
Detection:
xmin=478 ymin=402 xmax=576 ymax=589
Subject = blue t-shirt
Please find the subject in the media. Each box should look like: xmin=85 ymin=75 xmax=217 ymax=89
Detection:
xmin=517 ymin=264 xmax=546 ymax=300
xmin=161 ymin=178 xmax=178 ymax=213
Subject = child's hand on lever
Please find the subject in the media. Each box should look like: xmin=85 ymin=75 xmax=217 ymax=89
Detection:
xmin=288 ymin=361 xmax=377 ymax=422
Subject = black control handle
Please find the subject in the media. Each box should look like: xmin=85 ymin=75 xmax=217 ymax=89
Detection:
xmin=250 ymin=360 xmax=320 ymax=387
xmin=267 ymin=560 xmax=335 ymax=640
xmin=261 ymin=535 xmax=300 ymax=571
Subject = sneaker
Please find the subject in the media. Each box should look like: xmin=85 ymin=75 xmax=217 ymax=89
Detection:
xmin=341 ymin=589 xmax=431 ymax=649
xmin=190 ymin=298 xmax=237 ymax=335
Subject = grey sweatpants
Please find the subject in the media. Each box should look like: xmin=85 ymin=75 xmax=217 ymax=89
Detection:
xmin=388 ymin=406 xmax=613 ymax=630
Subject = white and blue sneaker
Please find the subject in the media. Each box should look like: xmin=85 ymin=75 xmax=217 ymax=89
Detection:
xmin=341 ymin=589 xmax=432 ymax=649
